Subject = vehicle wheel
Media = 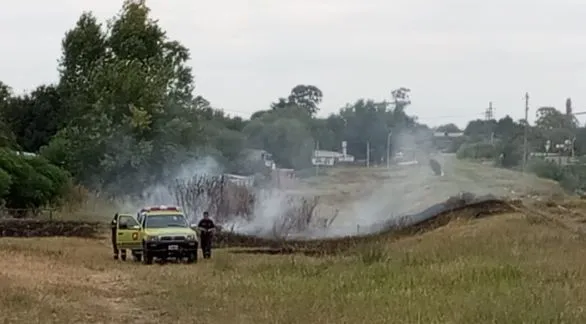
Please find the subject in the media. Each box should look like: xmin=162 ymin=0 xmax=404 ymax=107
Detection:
xmin=132 ymin=252 xmax=142 ymax=262
xmin=141 ymin=242 xmax=153 ymax=265
xmin=186 ymin=251 xmax=197 ymax=264
xmin=142 ymin=251 xmax=153 ymax=265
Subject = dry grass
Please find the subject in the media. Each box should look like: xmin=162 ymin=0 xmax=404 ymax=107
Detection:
xmin=3 ymin=210 xmax=586 ymax=323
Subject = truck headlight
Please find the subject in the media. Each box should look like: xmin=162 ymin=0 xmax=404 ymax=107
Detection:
xmin=146 ymin=235 xmax=159 ymax=241
xmin=186 ymin=234 xmax=196 ymax=241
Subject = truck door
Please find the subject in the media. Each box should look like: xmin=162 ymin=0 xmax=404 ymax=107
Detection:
xmin=116 ymin=214 xmax=142 ymax=250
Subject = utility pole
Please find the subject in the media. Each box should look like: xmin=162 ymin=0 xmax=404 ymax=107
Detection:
xmin=522 ymin=92 xmax=529 ymax=173
xmin=386 ymin=131 xmax=392 ymax=169
xmin=485 ymin=102 xmax=495 ymax=144
xmin=366 ymin=141 xmax=370 ymax=168
xmin=485 ymin=101 xmax=494 ymax=120
xmin=315 ymin=140 xmax=319 ymax=176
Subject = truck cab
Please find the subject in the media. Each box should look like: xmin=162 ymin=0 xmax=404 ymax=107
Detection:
xmin=115 ymin=205 xmax=199 ymax=264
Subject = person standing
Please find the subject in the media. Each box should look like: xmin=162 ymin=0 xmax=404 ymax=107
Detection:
xmin=110 ymin=213 xmax=120 ymax=260
xmin=197 ymin=211 xmax=216 ymax=259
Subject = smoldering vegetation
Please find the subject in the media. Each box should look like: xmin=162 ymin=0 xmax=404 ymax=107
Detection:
xmin=103 ymin=128 xmax=480 ymax=240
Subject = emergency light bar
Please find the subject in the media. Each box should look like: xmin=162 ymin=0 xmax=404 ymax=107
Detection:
xmin=141 ymin=205 xmax=181 ymax=212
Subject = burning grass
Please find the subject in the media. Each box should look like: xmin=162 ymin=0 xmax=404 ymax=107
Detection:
xmin=2 ymin=208 xmax=586 ymax=323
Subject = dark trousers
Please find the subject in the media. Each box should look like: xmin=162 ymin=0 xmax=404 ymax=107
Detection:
xmin=201 ymin=236 xmax=213 ymax=258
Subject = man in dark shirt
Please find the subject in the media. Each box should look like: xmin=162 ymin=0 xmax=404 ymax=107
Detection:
xmin=197 ymin=211 xmax=216 ymax=259
xmin=110 ymin=213 xmax=119 ymax=260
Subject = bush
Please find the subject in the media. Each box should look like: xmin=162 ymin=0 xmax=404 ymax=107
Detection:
xmin=496 ymin=142 xmax=523 ymax=168
xmin=456 ymin=142 xmax=497 ymax=160
xmin=24 ymin=156 xmax=72 ymax=206
xmin=528 ymin=159 xmax=564 ymax=182
xmin=0 ymin=168 xmax=12 ymax=198
xmin=0 ymin=149 xmax=72 ymax=211
xmin=527 ymin=159 xmax=586 ymax=192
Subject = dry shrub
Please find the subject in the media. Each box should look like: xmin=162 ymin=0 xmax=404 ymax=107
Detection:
xmin=59 ymin=185 xmax=90 ymax=213
xmin=169 ymin=175 xmax=323 ymax=235
xmin=271 ymin=196 xmax=319 ymax=238
xmin=169 ymin=175 xmax=256 ymax=223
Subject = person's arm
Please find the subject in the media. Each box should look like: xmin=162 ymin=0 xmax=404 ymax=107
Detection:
xmin=111 ymin=214 xmax=118 ymax=228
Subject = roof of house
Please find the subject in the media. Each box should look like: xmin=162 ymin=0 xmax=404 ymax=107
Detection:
xmin=433 ymin=132 xmax=464 ymax=138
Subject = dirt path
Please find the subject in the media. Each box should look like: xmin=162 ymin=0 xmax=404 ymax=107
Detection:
xmin=293 ymin=155 xmax=566 ymax=235
xmin=0 ymin=238 xmax=157 ymax=323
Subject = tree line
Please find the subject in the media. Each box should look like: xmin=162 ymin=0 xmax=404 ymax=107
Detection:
xmin=1 ymin=0 xmax=585 ymax=211
xmin=0 ymin=1 xmax=426 ymax=208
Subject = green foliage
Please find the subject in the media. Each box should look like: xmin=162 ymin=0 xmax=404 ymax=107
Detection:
xmin=526 ymin=159 xmax=586 ymax=192
xmin=0 ymin=168 xmax=12 ymax=198
xmin=0 ymin=149 xmax=71 ymax=209
xmin=495 ymin=142 xmax=523 ymax=168
xmin=0 ymin=1 xmax=434 ymax=200
xmin=456 ymin=142 xmax=497 ymax=160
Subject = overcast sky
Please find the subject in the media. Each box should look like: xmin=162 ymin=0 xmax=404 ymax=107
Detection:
xmin=1 ymin=0 xmax=586 ymax=128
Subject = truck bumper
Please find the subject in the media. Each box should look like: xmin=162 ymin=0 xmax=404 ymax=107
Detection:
xmin=143 ymin=241 xmax=198 ymax=258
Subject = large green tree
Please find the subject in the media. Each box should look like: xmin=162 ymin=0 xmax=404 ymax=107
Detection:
xmin=42 ymin=0 xmax=205 ymax=193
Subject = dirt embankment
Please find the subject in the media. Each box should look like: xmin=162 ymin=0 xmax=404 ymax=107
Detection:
xmin=0 ymin=219 xmax=103 ymax=238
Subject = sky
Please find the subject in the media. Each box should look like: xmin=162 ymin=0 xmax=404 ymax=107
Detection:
xmin=1 ymin=0 xmax=586 ymax=128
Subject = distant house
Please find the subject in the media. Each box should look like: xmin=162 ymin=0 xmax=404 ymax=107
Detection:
xmin=433 ymin=131 xmax=464 ymax=138
xmin=223 ymin=173 xmax=255 ymax=187
xmin=15 ymin=151 xmax=37 ymax=157
xmin=311 ymin=150 xmax=355 ymax=166
xmin=242 ymin=149 xmax=275 ymax=169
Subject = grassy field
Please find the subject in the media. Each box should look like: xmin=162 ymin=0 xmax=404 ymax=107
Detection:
xmin=3 ymin=205 xmax=586 ymax=324
xmin=2 ymin=158 xmax=583 ymax=323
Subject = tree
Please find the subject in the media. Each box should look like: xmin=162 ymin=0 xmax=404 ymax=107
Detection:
xmin=2 ymin=85 xmax=64 ymax=152
xmin=535 ymin=106 xmax=577 ymax=130
xmin=243 ymin=115 xmax=314 ymax=169
xmin=0 ymin=82 xmax=18 ymax=149
xmin=287 ymin=85 xmax=322 ymax=115
xmin=45 ymin=0 xmax=204 ymax=193
xmin=271 ymin=85 xmax=323 ymax=116
xmin=436 ymin=123 xmax=461 ymax=133
xmin=391 ymin=87 xmax=411 ymax=112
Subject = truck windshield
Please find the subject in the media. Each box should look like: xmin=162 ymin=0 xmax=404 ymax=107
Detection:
xmin=145 ymin=214 xmax=188 ymax=229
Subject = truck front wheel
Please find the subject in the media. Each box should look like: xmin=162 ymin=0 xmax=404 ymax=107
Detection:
xmin=186 ymin=250 xmax=198 ymax=264
xmin=142 ymin=242 xmax=153 ymax=265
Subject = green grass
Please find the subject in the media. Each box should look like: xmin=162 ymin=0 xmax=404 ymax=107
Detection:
xmin=2 ymin=211 xmax=586 ymax=323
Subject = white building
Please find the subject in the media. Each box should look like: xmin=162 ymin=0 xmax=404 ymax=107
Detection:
xmin=311 ymin=150 xmax=355 ymax=166
xmin=223 ymin=174 xmax=255 ymax=187
xmin=242 ymin=149 xmax=275 ymax=169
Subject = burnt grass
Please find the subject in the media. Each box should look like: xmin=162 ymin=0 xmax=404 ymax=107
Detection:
xmin=0 ymin=219 xmax=103 ymax=238
xmin=0 ymin=196 xmax=517 ymax=256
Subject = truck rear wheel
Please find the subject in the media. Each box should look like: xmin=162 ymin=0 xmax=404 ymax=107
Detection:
xmin=142 ymin=252 xmax=153 ymax=264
